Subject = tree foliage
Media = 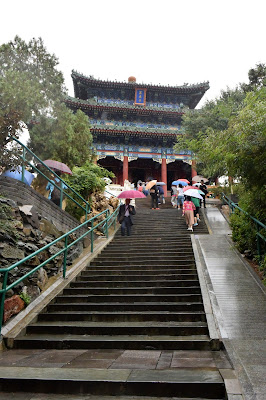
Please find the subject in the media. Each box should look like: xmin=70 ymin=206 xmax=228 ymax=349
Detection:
xmin=0 ymin=36 xmax=93 ymax=171
xmin=174 ymin=64 xmax=266 ymax=266
xmin=28 ymin=105 xmax=93 ymax=168
xmin=65 ymin=162 xmax=115 ymax=200
xmin=0 ymin=36 xmax=66 ymax=168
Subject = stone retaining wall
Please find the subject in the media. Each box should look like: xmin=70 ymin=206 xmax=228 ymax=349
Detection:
xmin=0 ymin=176 xmax=83 ymax=233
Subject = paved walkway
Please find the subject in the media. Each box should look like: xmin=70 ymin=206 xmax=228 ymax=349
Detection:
xmin=197 ymin=205 xmax=266 ymax=400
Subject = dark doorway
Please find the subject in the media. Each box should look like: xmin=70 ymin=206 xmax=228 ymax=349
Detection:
xmin=129 ymin=168 xmax=145 ymax=188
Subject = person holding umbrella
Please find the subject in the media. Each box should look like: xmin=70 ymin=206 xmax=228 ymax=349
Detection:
xmin=117 ymin=190 xmax=145 ymax=236
xmin=182 ymin=195 xmax=196 ymax=231
xmin=145 ymin=180 xmax=159 ymax=209
xmin=199 ymin=179 xmax=208 ymax=208
xmin=117 ymin=199 xmax=136 ymax=236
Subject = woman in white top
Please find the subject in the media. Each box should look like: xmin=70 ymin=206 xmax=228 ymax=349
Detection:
xmin=177 ymin=184 xmax=184 ymax=209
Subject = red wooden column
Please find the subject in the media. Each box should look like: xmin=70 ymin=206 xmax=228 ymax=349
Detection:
xmin=123 ymin=156 xmax=128 ymax=184
xmin=191 ymin=160 xmax=197 ymax=181
xmin=161 ymin=158 xmax=167 ymax=197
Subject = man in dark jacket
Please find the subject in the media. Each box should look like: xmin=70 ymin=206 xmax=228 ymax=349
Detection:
xmin=199 ymin=180 xmax=208 ymax=208
xmin=150 ymin=184 xmax=159 ymax=209
xmin=118 ymin=199 xmax=136 ymax=236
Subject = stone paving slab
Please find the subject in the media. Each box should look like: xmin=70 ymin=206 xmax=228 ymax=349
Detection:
xmin=0 ymin=349 xmax=231 ymax=370
xmin=0 ymin=394 xmax=225 ymax=400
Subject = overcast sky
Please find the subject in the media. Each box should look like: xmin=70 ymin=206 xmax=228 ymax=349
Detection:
xmin=1 ymin=0 xmax=265 ymax=108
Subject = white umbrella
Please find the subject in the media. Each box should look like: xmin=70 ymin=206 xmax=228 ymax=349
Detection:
xmin=192 ymin=175 xmax=208 ymax=183
xmin=184 ymin=189 xmax=203 ymax=200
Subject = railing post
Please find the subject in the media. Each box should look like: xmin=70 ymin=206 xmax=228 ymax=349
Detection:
xmin=256 ymin=223 xmax=261 ymax=261
xmin=85 ymin=204 xmax=88 ymax=221
xmin=21 ymin=147 xmax=26 ymax=184
xmin=105 ymin=211 xmax=109 ymax=238
xmin=63 ymin=236 xmax=68 ymax=278
xmin=0 ymin=271 xmax=8 ymax=337
xmin=60 ymin=181 xmax=63 ymax=209
xmin=91 ymin=220 xmax=94 ymax=253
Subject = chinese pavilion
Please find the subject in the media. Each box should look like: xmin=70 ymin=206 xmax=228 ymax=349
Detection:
xmin=65 ymin=71 xmax=209 ymax=194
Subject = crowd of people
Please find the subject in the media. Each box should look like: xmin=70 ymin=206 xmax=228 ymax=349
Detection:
xmin=171 ymin=179 xmax=208 ymax=231
xmin=118 ymin=178 xmax=208 ymax=236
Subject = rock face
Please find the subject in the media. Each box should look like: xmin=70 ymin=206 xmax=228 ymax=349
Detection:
xmin=0 ymin=197 xmax=86 ymax=321
xmin=0 ymin=192 xmax=119 ymax=324
xmin=83 ymin=192 xmax=119 ymax=235
xmin=3 ymin=295 xmax=25 ymax=323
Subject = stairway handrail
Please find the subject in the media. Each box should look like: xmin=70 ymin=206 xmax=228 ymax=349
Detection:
xmin=221 ymin=192 xmax=266 ymax=260
xmin=11 ymin=138 xmax=91 ymax=217
xmin=0 ymin=205 xmax=120 ymax=337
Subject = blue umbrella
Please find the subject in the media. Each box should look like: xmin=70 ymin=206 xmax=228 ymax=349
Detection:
xmin=3 ymin=167 xmax=34 ymax=186
xmin=172 ymin=180 xmax=188 ymax=186
xmin=156 ymin=182 xmax=166 ymax=186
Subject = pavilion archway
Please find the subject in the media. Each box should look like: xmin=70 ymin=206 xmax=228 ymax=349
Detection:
xmin=97 ymin=156 xmax=123 ymax=184
xmin=128 ymin=158 xmax=161 ymax=187
xmin=166 ymin=160 xmax=191 ymax=189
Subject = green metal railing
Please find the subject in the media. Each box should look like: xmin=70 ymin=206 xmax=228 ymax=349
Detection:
xmin=221 ymin=193 xmax=266 ymax=261
xmin=11 ymin=138 xmax=91 ymax=218
xmin=0 ymin=205 xmax=120 ymax=336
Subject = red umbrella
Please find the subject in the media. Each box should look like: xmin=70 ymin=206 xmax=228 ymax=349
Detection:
xmin=118 ymin=190 xmax=146 ymax=199
xmin=43 ymin=160 xmax=72 ymax=175
xmin=178 ymin=178 xmax=190 ymax=184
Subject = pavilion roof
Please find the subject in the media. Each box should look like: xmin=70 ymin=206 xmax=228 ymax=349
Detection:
xmin=71 ymin=70 xmax=210 ymax=95
xmin=65 ymin=96 xmax=185 ymax=118
xmin=91 ymin=126 xmax=181 ymax=139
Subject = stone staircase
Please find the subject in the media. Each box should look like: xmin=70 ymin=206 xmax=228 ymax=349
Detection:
xmin=1 ymin=197 xmax=227 ymax=399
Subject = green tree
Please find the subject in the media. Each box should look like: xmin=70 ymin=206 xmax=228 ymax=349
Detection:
xmin=241 ymin=63 xmax=266 ymax=92
xmin=28 ymin=105 xmax=93 ymax=168
xmin=174 ymin=87 xmax=245 ymax=178
xmin=64 ymin=162 xmax=115 ymax=219
xmin=0 ymin=36 xmax=65 ymax=168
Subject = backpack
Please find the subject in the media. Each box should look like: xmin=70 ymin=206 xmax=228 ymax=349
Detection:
xmin=150 ymin=185 xmax=158 ymax=195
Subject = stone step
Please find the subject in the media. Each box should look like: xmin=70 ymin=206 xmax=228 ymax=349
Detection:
xmin=57 ymin=293 xmax=203 ymax=302
xmin=63 ymin=280 xmax=200 ymax=288
xmin=82 ymin=267 xmax=197 ymax=274
xmin=38 ymin=311 xmax=207 ymax=323
xmin=65 ymin=281 xmax=201 ymax=298
xmin=12 ymin=334 xmax=212 ymax=351
xmin=110 ymin=236 xmax=191 ymax=242
xmin=26 ymin=322 xmax=209 ymax=336
xmin=0 ymin=367 xmax=225 ymax=398
xmin=105 ymin=243 xmax=193 ymax=248
xmin=48 ymin=302 xmax=205 ymax=312
xmin=76 ymin=274 xmax=199 ymax=281
xmin=94 ymin=255 xmax=195 ymax=262
xmin=91 ymin=261 xmax=196 ymax=266
xmin=0 ymin=394 xmax=226 ymax=400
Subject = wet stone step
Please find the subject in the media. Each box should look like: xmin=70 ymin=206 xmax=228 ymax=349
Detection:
xmin=12 ymin=334 xmax=212 ymax=351
xmin=76 ymin=274 xmax=199 ymax=281
xmin=57 ymin=293 xmax=203 ymax=302
xmin=94 ymin=256 xmax=195 ymax=262
xmin=62 ymin=280 xmax=200 ymax=288
xmin=0 ymin=367 xmax=225 ymax=398
xmin=38 ymin=311 xmax=207 ymax=323
xmin=91 ymin=261 xmax=196 ymax=266
xmin=82 ymin=268 xmax=197 ymax=274
xmin=26 ymin=322 xmax=209 ymax=336
xmin=61 ymin=288 xmax=202 ymax=297
xmin=48 ymin=302 xmax=205 ymax=312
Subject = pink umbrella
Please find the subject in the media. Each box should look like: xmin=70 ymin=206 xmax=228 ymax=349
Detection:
xmin=178 ymin=178 xmax=190 ymax=184
xmin=183 ymin=186 xmax=199 ymax=191
xmin=118 ymin=190 xmax=146 ymax=199
xmin=43 ymin=160 xmax=72 ymax=175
